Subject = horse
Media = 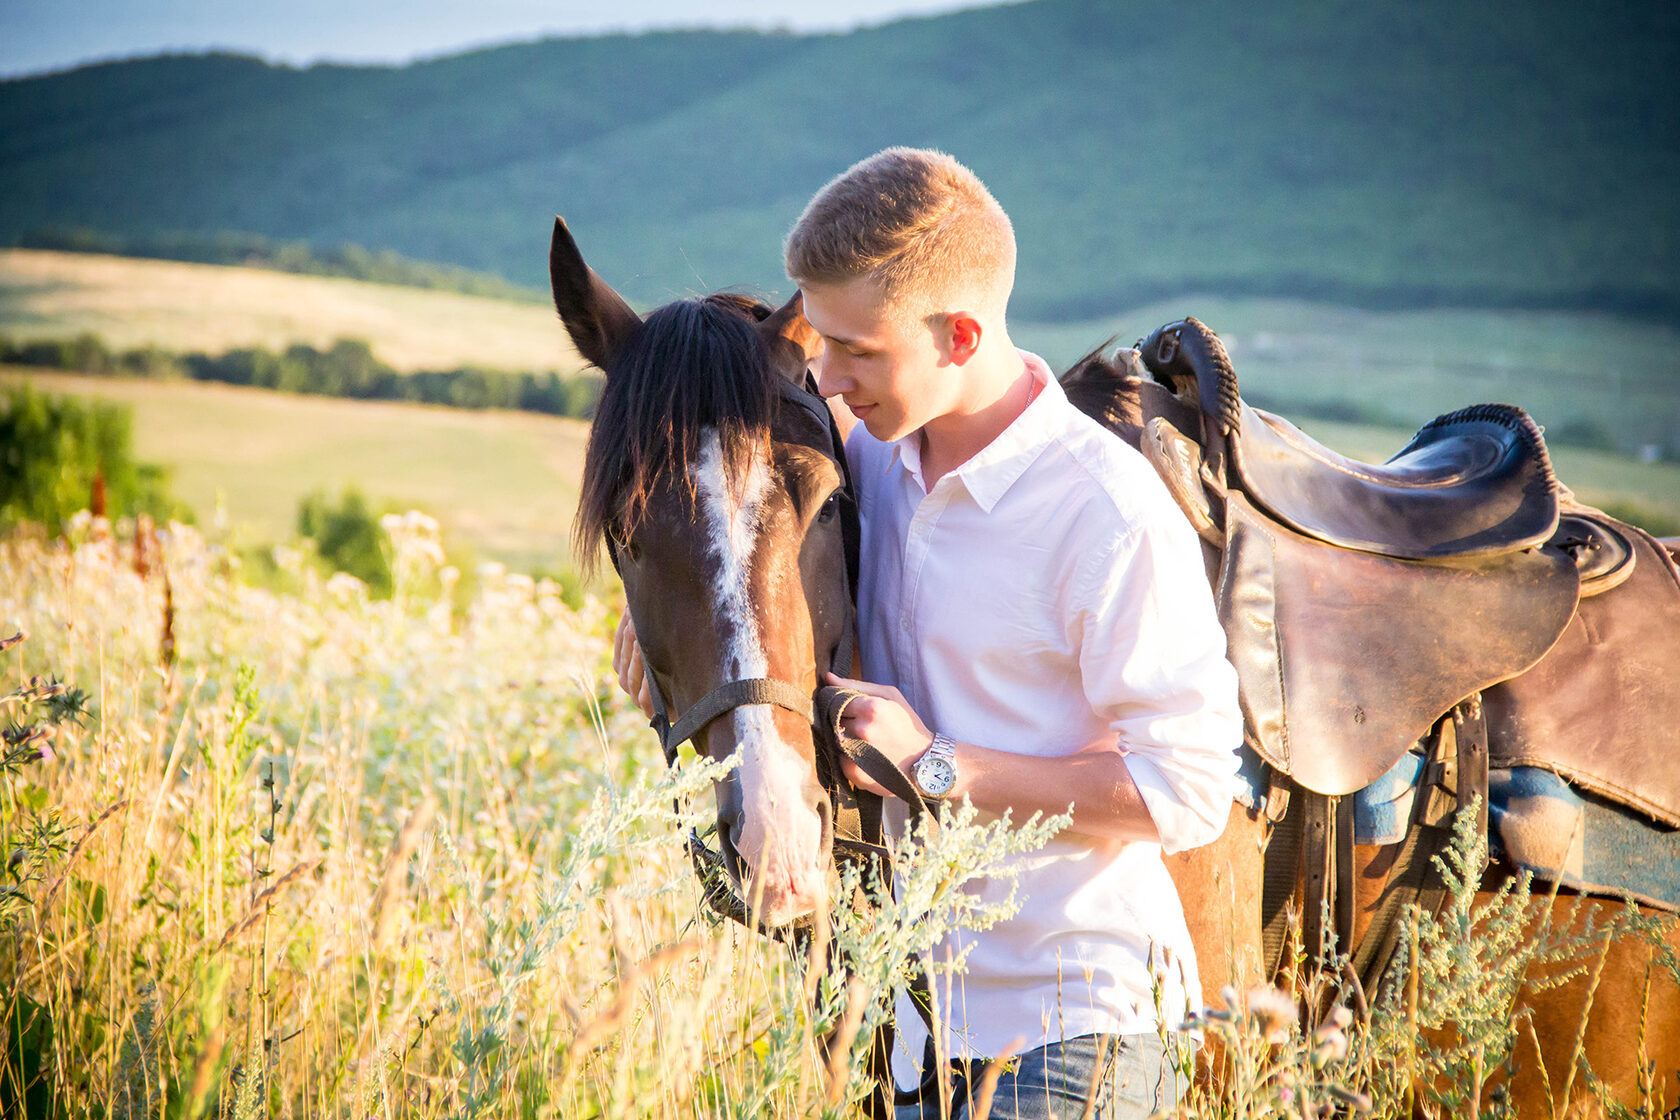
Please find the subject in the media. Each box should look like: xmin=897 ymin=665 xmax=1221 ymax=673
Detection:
xmin=550 ymin=217 xmax=918 ymax=1115
xmin=1060 ymin=317 xmax=1680 ymax=1117
xmin=552 ymin=216 xmax=848 ymax=929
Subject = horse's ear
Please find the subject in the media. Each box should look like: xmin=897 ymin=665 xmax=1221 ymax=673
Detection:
xmin=757 ymin=292 xmax=823 ymax=383
xmin=550 ymin=216 xmax=641 ymax=373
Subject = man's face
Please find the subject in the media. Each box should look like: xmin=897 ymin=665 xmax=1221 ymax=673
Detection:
xmin=801 ymin=277 xmax=952 ymax=444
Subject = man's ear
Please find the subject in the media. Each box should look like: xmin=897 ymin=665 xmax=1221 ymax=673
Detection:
xmin=946 ymin=312 xmax=983 ymax=366
xmin=549 ymin=216 xmax=641 ymax=373
xmin=757 ymin=292 xmax=823 ymax=384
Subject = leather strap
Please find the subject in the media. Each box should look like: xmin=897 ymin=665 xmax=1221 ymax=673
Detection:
xmin=1455 ymin=694 xmax=1489 ymax=842
xmin=817 ymin=686 xmax=936 ymax=828
xmin=1350 ymin=696 xmax=1490 ymax=994
xmin=1261 ymin=774 xmax=1302 ymax=978
xmin=664 ymin=677 xmax=815 ymax=757
xmin=1300 ymin=792 xmax=1333 ymax=968
xmin=1298 ymin=790 xmax=1356 ymax=972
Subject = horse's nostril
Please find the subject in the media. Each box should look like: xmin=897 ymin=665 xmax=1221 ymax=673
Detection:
xmin=814 ymin=790 xmax=833 ymax=845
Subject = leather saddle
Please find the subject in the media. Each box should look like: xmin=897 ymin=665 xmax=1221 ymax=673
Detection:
xmin=1138 ymin=318 xmax=1581 ymax=796
xmin=1483 ymin=505 xmax=1680 ymax=825
xmin=1231 ymin=402 xmax=1560 ymax=560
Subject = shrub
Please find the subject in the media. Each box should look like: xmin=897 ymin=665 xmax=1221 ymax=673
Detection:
xmin=296 ymin=487 xmax=393 ymax=596
xmin=0 ymin=382 xmax=183 ymax=530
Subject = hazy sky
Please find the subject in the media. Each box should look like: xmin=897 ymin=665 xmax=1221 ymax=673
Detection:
xmin=1 ymin=0 xmax=1001 ymax=77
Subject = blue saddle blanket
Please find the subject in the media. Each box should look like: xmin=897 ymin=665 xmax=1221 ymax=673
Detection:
xmin=1348 ymin=748 xmax=1680 ymax=913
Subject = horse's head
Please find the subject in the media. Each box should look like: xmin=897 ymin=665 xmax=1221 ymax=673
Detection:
xmin=552 ymin=218 xmax=849 ymax=928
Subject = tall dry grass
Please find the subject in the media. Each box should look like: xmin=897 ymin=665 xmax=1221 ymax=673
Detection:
xmin=0 ymin=515 xmax=1068 ymax=1117
xmin=1 ymin=515 xmax=1672 ymax=1117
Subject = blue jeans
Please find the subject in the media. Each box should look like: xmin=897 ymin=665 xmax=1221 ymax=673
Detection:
xmin=892 ymin=1033 xmax=1184 ymax=1119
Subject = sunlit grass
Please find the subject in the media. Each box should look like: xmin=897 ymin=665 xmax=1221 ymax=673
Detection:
xmin=0 ymin=250 xmax=581 ymax=375
xmin=0 ymin=518 xmax=1672 ymax=1117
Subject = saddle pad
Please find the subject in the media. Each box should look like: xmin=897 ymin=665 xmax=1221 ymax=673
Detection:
xmin=1219 ymin=493 xmax=1579 ymax=796
xmin=1484 ymin=515 xmax=1680 ymax=826
xmin=1349 ymin=752 xmax=1680 ymax=912
xmin=1489 ymin=766 xmax=1680 ymax=914
xmin=1353 ymin=746 xmax=1429 ymax=845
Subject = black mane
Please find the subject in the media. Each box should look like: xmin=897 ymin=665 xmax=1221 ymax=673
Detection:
xmin=574 ymin=293 xmax=779 ymax=572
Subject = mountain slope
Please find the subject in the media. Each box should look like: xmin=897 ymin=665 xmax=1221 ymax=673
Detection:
xmin=2 ymin=0 xmax=1675 ymax=319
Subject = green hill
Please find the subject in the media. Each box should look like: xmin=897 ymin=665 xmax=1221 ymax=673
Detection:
xmin=2 ymin=0 xmax=1675 ymax=321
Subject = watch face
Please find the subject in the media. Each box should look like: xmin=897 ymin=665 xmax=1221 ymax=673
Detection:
xmin=916 ymin=755 xmax=956 ymax=797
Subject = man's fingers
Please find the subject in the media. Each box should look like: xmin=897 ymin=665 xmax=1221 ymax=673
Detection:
xmin=840 ymin=756 xmax=887 ymax=798
xmin=835 ymin=694 xmax=878 ymax=735
xmin=636 ymin=671 xmax=653 ymax=720
xmin=611 ymin=613 xmax=656 ymax=719
xmin=613 ymin=614 xmax=634 ymax=683
xmin=627 ymin=640 xmax=654 ymax=719
xmin=824 ymin=672 xmax=897 ymax=700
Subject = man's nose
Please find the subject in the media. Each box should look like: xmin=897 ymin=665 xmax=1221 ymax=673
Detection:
xmin=813 ymin=353 xmax=847 ymax=398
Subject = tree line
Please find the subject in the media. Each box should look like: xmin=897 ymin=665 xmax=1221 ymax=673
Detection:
xmin=0 ymin=332 xmax=602 ymax=419
xmin=17 ymin=227 xmax=545 ymax=304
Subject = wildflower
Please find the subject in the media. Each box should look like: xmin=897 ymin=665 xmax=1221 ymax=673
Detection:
xmin=325 ymin=571 xmax=366 ymax=599
xmin=1311 ymin=1006 xmax=1353 ymax=1065
xmin=1245 ymin=985 xmax=1296 ymax=1044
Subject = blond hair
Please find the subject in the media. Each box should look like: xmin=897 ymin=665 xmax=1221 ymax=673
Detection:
xmin=783 ymin=147 xmax=1016 ymax=319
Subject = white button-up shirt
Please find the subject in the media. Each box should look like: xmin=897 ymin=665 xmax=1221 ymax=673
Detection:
xmin=847 ymin=351 xmax=1242 ymax=1081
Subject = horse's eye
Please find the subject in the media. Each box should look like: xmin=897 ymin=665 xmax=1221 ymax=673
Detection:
xmin=817 ymin=493 xmax=841 ymax=523
xmin=610 ymin=527 xmax=640 ymax=562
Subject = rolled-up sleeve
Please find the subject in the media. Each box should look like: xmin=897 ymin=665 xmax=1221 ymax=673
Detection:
xmin=1076 ymin=504 xmax=1243 ymax=855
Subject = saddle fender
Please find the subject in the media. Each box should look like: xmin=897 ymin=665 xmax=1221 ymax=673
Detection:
xmin=1218 ymin=492 xmax=1580 ymax=796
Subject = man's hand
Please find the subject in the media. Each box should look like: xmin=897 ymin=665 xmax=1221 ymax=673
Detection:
xmin=824 ymin=672 xmax=934 ymax=799
xmin=613 ymin=613 xmax=655 ymax=720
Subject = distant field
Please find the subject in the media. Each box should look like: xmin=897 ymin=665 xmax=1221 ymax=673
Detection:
xmin=0 ymin=250 xmax=580 ymax=374
xmin=1019 ymin=297 xmax=1680 ymax=456
xmin=2 ymin=251 xmax=1673 ymax=555
xmin=1 ymin=367 xmax=591 ymax=573
xmin=6 ymin=251 xmax=1676 ymax=458
xmin=7 ymin=362 xmax=1676 ymax=576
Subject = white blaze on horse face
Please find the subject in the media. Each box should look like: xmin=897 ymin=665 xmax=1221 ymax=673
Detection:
xmin=693 ymin=429 xmax=827 ymax=925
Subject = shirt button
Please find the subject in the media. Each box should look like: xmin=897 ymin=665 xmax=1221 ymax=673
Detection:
xmin=900 ymin=617 xmax=912 ymax=633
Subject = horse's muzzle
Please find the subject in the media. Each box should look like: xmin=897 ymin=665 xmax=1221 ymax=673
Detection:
xmin=714 ymin=768 xmax=833 ymax=927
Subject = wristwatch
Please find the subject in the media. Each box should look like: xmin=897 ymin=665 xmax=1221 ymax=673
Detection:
xmin=913 ymin=733 xmax=958 ymax=799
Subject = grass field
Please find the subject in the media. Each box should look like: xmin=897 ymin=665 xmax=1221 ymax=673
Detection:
xmin=2 ymin=255 xmax=1676 ymax=1117
xmin=1020 ymin=297 xmax=1680 ymax=457
xmin=3 ymin=251 xmax=1675 ymax=561
xmin=1 ymin=516 xmax=1671 ymax=1118
xmin=0 ymin=367 xmax=591 ymax=573
xmin=0 ymin=250 xmax=581 ymax=374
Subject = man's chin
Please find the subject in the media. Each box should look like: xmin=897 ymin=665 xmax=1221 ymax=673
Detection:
xmin=861 ymin=413 xmax=907 ymax=442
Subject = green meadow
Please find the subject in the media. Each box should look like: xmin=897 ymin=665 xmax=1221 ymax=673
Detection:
xmin=0 ymin=368 xmax=590 ymax=573
xmin=3 ymin=251 xmax=1676 ymax=568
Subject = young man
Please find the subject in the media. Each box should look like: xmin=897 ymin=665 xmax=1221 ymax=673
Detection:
xmin=621 ymin=148 xmax=1241 ymax=1117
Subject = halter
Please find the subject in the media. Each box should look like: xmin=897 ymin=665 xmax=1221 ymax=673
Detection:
xmin=607 ymin=373 xmax=933 ymax=937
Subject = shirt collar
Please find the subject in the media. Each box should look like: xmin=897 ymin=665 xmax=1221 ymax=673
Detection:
xmin=892 ymin=350 xmax=1066 ymax=513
